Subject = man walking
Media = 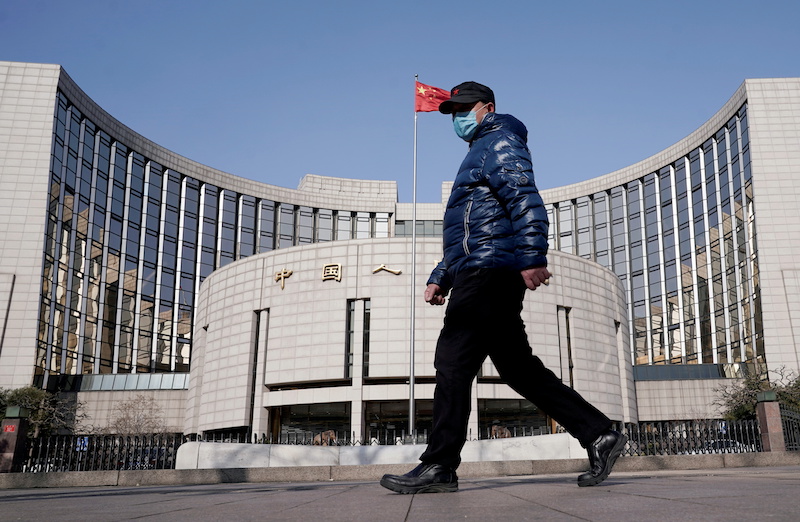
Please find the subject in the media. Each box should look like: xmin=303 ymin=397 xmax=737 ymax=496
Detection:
xmin=380 ymin=81 xmax=625 ymax=494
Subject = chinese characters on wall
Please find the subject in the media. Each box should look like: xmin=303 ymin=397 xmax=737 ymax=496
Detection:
xmin=272 ymin=263 xmax=403 ymax=289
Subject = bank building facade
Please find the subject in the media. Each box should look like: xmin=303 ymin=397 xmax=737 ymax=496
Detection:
xmin=1 ymin=61 xmax=799 ymax=442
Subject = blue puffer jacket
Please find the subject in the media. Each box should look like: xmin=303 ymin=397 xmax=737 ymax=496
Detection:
xmin=427 ymin=112 xmax=549 ymax=291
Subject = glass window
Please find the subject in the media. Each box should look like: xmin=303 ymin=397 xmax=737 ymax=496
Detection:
xmin=129 ymin=152 xmax=145 ymax=200
xmin=198 ymin=185 xmax=218 ymax=277
xmin=181 ymin=179 xmax=200 ymax=276
xmin=630 ymin=241 xmax=644 ymax=273
xmin=477 ymin=399 xmax=548 ymax=439
xmin=576 ymin=197 xmax=592 ymax=259
xmin=363 ymin=299 xmax=371 ymax=373
xmin=558 ymin=202 xmax=573 ymax=233
xmin=689 ymin=149 xmax=702 ymax=189
xmin=258 ymin=199 xmax=275 ymax=252
xmin=160 ymin=169 xmax=179 ymax=210
xmin=557 ymin=202 xmax=573 ymax=254
xmin=337 ymin=212 xmax=352 ymax=240
xmin=274 ymin=402 xmax=352 ymax=443
xmin=298 ymin=206 xmax=314 ymax=244
xmin=643 ymin=173 xmax=657 ymax=210
xmin=278 ymin=204 xmax=295 ymax=248
xmin=355 ymin=212 xmax=371 ymax=239
xmin=627 ymin=183 xmax=642 ymax=244
xmin=318 ymin=209 xmax=333 ymax=241
xmin=546 ymin=205 xmax=556 ymax=248
xmin=239 ymin=195 xmax=256 ymax=257
xmin=594 ymin=197 xmax=610 ymax=267
xmin=140 ymin=263 xmax=157 ymax=297
xmin=576 ymin=197 xmax=591 ymax=229
xmin=221 ymin=190 xmax=236 ymax=223
xmin=219 ymin=194 xmax=236 ymax=267
xmin=162 ymin=237 xmax=178 ymax=271
xmin=175 ymin=339 xmax=190 ymax=372
xmin=345 ymin=300 xmax=356 ymax=378
xmin=375 ymin=213 xmax=390 ymax=238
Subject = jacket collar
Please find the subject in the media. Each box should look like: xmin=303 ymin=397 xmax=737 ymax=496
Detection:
xmin=470 ymin=112 xmax=528 ymax=146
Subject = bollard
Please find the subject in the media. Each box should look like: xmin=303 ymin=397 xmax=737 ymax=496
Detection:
xmin=1 ymin=406 xmax=31 ymax=472
xmin=755 ymin=391 xmax=786 ymax=452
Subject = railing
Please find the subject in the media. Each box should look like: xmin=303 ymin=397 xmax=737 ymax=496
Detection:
xmin=199 ymin=426 xmax=552 ymax=446
xmin=14 ymin=418 xmax=766 ymax=473
xmin=20 ymin=433 xmax=183 ymax=473
xmin=199 ymin=420 xmax=762 ymax=457
xmin=197 ymin=430 xmax=430 ymax=446
xmin=615 ymin=419 xmax=761 ymax=456
xmin=780 ymin=405 xmax=800 ymax=451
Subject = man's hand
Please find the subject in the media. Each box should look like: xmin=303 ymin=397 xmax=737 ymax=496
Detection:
xmin=424 ymin=283 xmax=448 ymax=306
xmin=521 ymin=266 xmax=552 ymax=291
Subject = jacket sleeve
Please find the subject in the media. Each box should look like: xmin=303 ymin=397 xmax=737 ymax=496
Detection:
xmin=427 ymin=260 xmax=452 ymax=291
xmin=483 ymin=136 xmax=549 ymax=269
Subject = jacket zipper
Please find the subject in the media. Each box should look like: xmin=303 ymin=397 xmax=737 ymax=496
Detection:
xmin=462 ymin=200 xmax=472 ymax=255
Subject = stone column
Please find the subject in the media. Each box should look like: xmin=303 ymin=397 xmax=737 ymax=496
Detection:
xmin=755 ymin=391 xmax=786 ymax=452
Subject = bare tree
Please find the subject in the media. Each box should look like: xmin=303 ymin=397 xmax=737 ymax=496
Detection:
xmin=106 ymin=394 xmax=169 ymax=434
xmin=0 ymin=387 xmax=89 ymax=438
xmin=714 ymin=366 xmax=800 ymax=420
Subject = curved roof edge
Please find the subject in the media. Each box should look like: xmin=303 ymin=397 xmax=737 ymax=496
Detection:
xmin=26 ymin=62 xmax=778 ymax=209
xmin=199 ymin=236 xmax=626 ymax=298
xmin=52 ymin=63 xmax=397 ymax=212
xmin=539 ymin=80 xmax=748 ymax=203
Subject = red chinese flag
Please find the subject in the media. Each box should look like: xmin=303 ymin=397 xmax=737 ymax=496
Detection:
xmin=415 ymin=81 xmax=450 ymax=112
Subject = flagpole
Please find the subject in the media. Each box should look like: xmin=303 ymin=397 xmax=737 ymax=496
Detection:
xmin=409 ymin=74 xmax=418 ymax=440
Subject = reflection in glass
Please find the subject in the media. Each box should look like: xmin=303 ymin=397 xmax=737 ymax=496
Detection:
xmin=547 ymin=105 xmax=761 ymax=370
xmin=39 ymin=96 xmax=402 ymax=386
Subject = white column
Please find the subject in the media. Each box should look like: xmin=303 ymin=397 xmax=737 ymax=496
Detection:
xmin=467 ymin=378 xmax=479 ymax=441
xmin=350 ymin=300 xmax=365 ymax=443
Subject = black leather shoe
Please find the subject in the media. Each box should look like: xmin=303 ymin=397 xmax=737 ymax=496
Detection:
xmin=380 ymin=462 xmax=458 ymax=494
xmin=577 ymin=429 xmax=627 ymax=487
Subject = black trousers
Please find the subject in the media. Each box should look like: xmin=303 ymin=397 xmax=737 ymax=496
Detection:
xmin=419 ymin=268 xmax=612 ymax=469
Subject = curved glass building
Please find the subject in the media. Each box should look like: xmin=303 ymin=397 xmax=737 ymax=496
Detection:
xmin=543 ymin=103 xmax=759 ymax=373
xmin=1 ymin=61 xmax=799 ymax=435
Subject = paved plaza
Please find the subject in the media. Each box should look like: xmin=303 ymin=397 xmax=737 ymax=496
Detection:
xmin=1 ymin=466 xmax=798 ymax=521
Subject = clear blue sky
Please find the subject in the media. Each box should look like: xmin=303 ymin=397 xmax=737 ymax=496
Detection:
xmin=2 ymin=0 xmax=799 ymax=203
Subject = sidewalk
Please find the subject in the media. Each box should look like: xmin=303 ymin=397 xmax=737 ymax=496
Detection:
xmin=1 ymin=466 xmax=798 ymax=521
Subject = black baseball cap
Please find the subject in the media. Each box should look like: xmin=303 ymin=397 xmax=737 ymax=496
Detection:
xmin=438 ymin=81 xmax=495 ymax=114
